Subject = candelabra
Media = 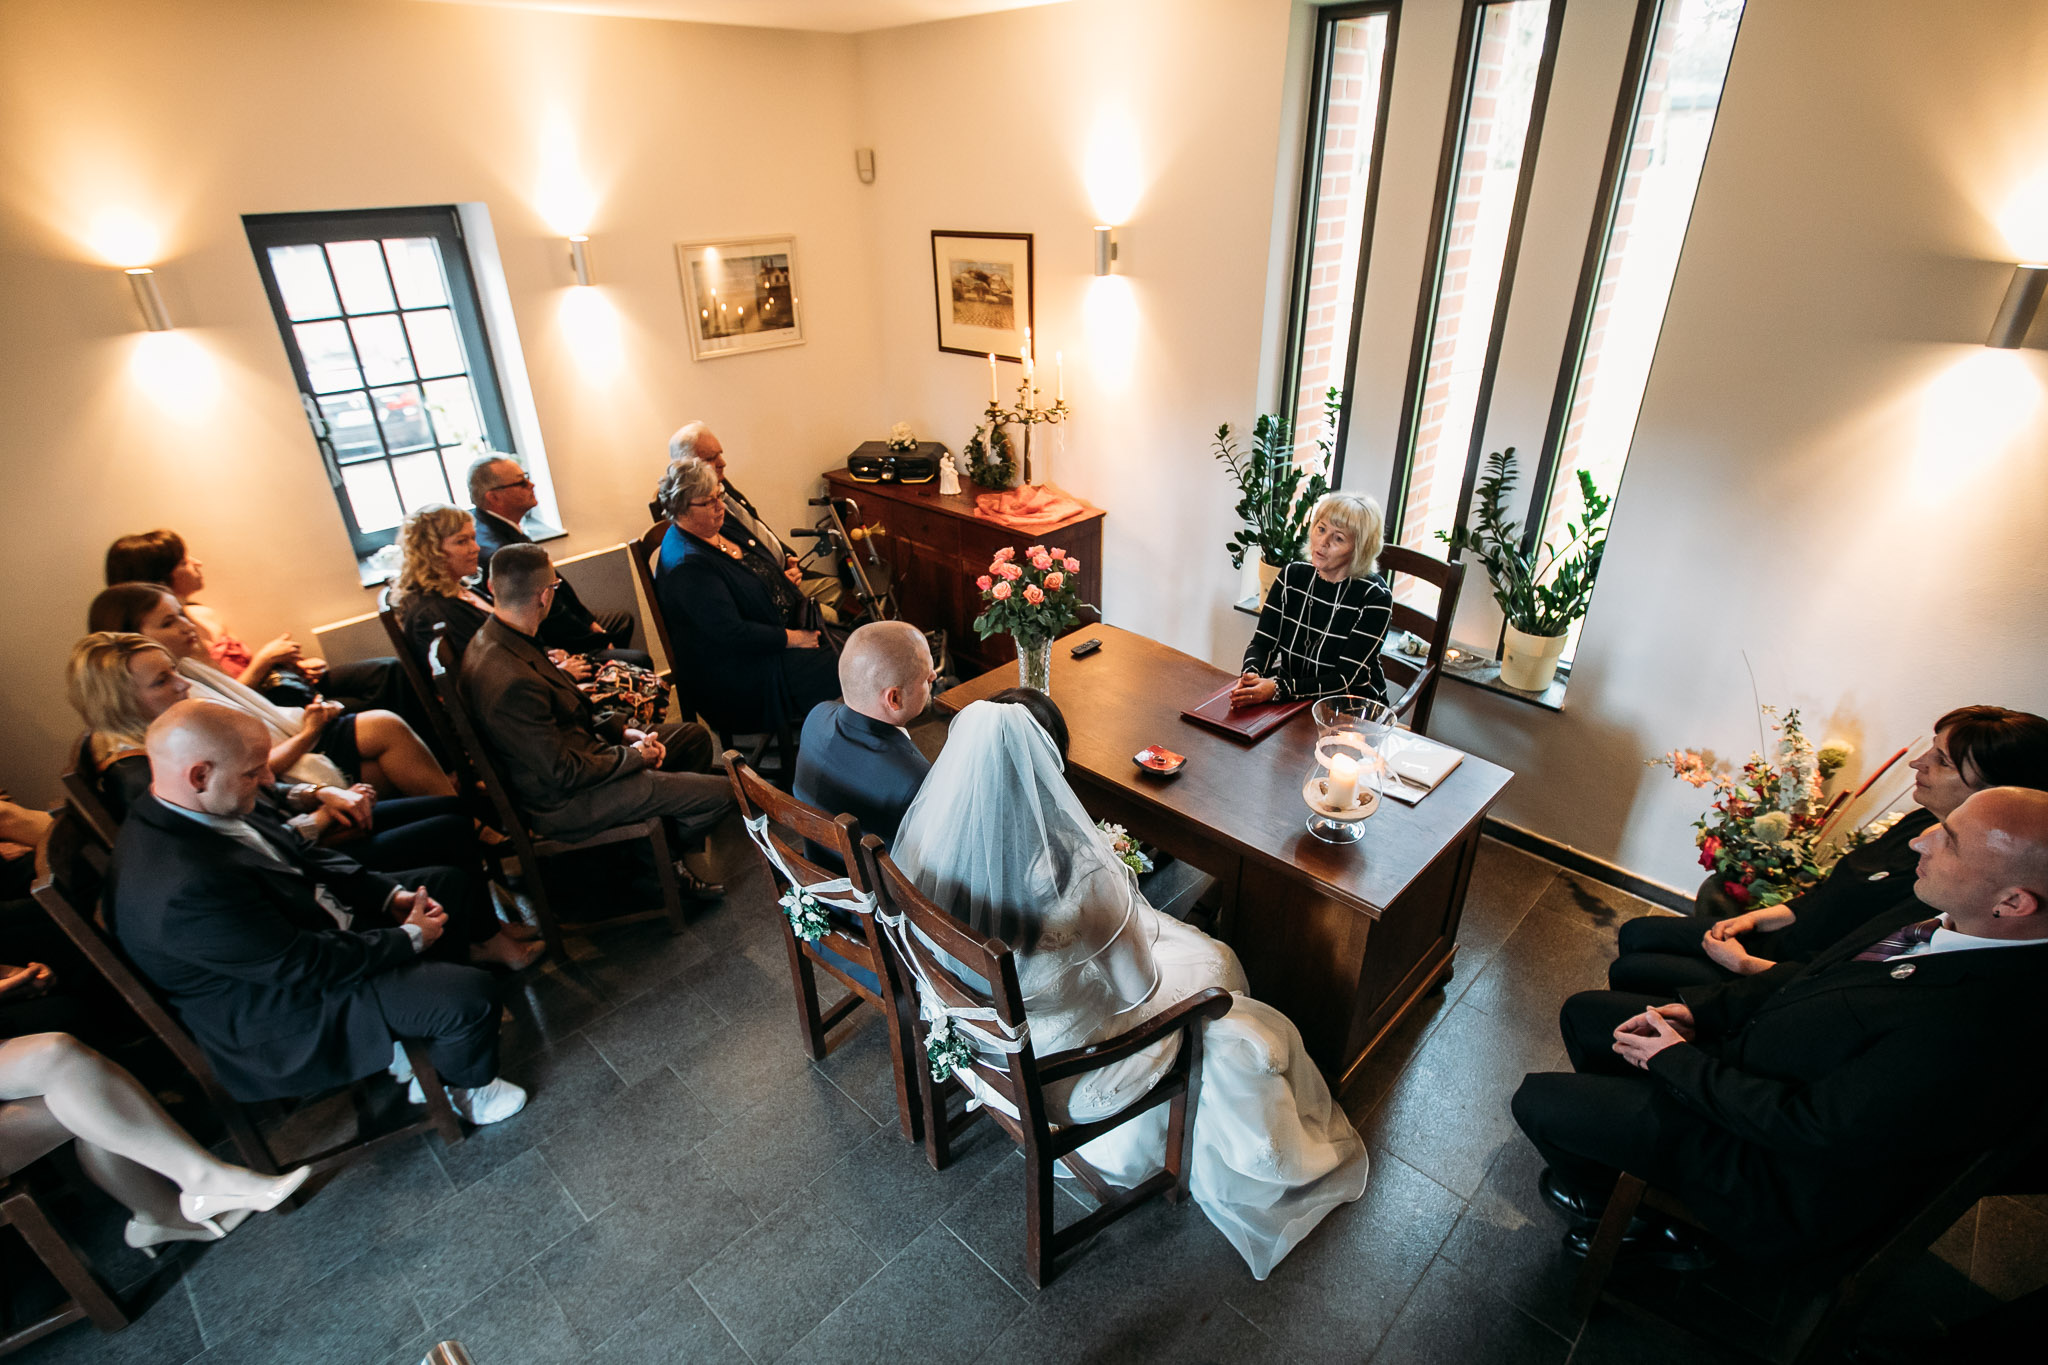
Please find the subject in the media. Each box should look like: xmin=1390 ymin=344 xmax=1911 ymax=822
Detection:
xmin=985 ymin=378 xmax=1070 ymax=486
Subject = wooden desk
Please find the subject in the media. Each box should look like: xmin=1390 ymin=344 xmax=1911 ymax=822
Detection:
xmin=822 ymin=469 xmax=1104 ymax=678
xmin=937 ymin=625 xmax=1513 ymax=1090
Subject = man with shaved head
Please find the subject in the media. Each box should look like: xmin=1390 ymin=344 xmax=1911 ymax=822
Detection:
xmin=110 ymin=701 xmax=526 ymax=1124
xmin=1513 ymin=786 xmax=2048 ymax=1267
xmin=792 ymin=621 xmax=935 ymax=847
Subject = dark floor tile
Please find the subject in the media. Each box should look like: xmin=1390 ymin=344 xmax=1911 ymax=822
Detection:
xmin=1358 ymin=1001 xmax=1569 ymax=1201
xmin=432 ymin=1035 xmax=626 ymax=1191
xmin=1230 ymin=1148 xmax=1464 ymax=1362
xmin=811 ymin=1008 xmax=917 ymax=1133
xmin=192 ymin=1248 xmax=427 ymax=1365
xmin=376 ymin=1146 xmax=584 ymax=1326
xmin=1370 ymin=1255 xmax=1571 ymax=1365
xmin=692 ymin=1067 xmax=880 ymax=1219
xmin=579 ymin=972 xmax=727 ymax=1086
xmin=938 ymin=1148 xmax=1095 ymax=1297
xmin=587 ymin=1282 xmax=749 ymax=1364
xmin=677 ymin=937 xmax=797 ymax=1025
xmin=416 ymin=1264 xmax=586 ymax=1365
xmin=1439 ymin=1132 xmax=1583 ymax=1335
xmin=538 ymin=1065 xmax=721 ymax=1216
xmin=1462 ymin=839 xmax=1560 ymax=953
xmin=783 ymin=1223 xmax=1025 ymax=1364
xmin=7 ymin=1278 xmax=205 ymax=1365
xmin=807 ymin=1116 xmax=1009 ymax=1260
xmin=1568 ymin=1304 xmax=1742 ymax=1365
xmin=530 ymin=1151 xmax=754 ymax=1345
xmin=1340 ymin=982 xmax=1454 ymax=1121
xmin=497 ymin=963 xmax=628 ymax=1065
xmin=1969 ymin=1196 xmax=2048 ymax=1300
xmin=1458 ymin=890 xmax=1633 ymax=1039
xmin=563 ymin=916 xmax=716 ymax=1002
xmin=690 ymin=1200 xmax=881 ymax=1361
xmin=184 ymin=1134 xmax=453 ymax=1347
xmin=1531 ymin=871 xmax=1670 ymax=940
xmin=668 ymin=997 xmax=822 ymax=1121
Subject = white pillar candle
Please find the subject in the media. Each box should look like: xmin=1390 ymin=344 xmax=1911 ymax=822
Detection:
xmin=1326 ymin=752 xmax=1360 ymax=809
xmin=988 ymin=352 xmax=998 ymax=402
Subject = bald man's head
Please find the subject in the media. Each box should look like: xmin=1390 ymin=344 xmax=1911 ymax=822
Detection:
xmin=146 ymin=700 xmax=271 ymax=816
xmin=1910 ymin=786 xmax=2048 ymax=937
xmin=838 ymin=621 xmax=934 ymax=726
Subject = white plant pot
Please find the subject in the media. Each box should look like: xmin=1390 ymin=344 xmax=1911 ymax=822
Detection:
xmin=1256 ymin=558 xmax=1284 ymax=598
xmin=1499 ymin=625 xmax=1568 ymax=691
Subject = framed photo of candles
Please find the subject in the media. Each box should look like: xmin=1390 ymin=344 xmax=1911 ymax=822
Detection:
xmin=676 ymin=235 xmax=804 ymax=360
xmin=931 ymin=230 xmax=1034 ymax=362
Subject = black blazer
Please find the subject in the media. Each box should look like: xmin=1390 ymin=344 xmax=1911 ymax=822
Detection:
xmin=654 ymin=523 xmax=793 ymax=732
xmin=109 ymin=794 xmax=410 ymax=1101
xmin=792 ymin=701 xmax=930 ymax=848
xmin=459 ymin=615 xmax=641 ymax=824
xmin=396 ymin=589 xmax=492 ymax=668
xmin=471 ymin=506 xmax=608 ymax=651
xmin=1645 ymin=905 xmax=2048 ymax=1256
xmin=1764 ymin=808 xmax=1934 ymax=961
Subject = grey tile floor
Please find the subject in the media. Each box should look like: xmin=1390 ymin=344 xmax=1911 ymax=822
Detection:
xmin=11 ymin=834 xmax=2046 ymax=1363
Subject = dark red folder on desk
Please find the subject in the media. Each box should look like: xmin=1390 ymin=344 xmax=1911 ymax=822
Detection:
xmin=1179 ymin=683 xmax=1312 ymax=744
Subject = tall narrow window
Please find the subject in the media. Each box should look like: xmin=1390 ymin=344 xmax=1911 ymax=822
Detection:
xmin=245 ymin=207 xmax=521 ymax=577
xmin=1530 ymin=0 xmax=1744 ymax=661
xmin=1282 ymin=3 xmax=1398 ymax=466
xmin=1389 ymin=0 xmax=1560 ymax=564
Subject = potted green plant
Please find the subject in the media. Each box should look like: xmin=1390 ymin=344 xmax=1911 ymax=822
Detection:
xmin=1213 ymin=389 xmax=1337 ymax=595
xmin=1437 ymin=447 xmax=1611 ymax=691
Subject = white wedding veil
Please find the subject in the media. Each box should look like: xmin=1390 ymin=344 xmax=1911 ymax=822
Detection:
xmin=893 ymin=699 xmax=1160 ymax=1020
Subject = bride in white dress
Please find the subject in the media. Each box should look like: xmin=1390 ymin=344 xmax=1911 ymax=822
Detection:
xmin=891 ymin=698 xmax=1368 ymax=1280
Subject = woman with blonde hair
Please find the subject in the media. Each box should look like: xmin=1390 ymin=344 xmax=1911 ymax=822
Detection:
xmin=1232 ymin=491 xmax=1394 ymax=708
xmin=85 ymin=585 xmax=453 ymax=799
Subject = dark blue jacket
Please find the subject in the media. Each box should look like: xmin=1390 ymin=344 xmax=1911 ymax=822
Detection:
xmin=793 ymin=701 xmax=931 ymax=848
xmin=655 ymin=523 xmax=792 ymax=732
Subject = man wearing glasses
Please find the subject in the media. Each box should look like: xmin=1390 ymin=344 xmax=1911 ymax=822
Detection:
xmin=467 ymin=455 xmax=640 ymax=658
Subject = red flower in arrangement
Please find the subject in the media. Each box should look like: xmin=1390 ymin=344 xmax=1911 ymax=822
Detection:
xmin=1722 ymin=879 xmax=1752 ymax=905
xmin=1697 ymin=834 xmax=1722 ymax=870
xmin=976 ymin=574 xmax=993 ymax=591
xmin=991 ymin=581 xmax=1012 ymax=600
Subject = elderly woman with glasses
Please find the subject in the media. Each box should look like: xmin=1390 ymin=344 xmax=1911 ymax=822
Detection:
xmin=652 ymin=455 xmax=838 ymax=735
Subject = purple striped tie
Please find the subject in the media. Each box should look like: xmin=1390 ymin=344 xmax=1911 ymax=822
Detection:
xmin=1852 ymin=917 xmax=1943 ymax=962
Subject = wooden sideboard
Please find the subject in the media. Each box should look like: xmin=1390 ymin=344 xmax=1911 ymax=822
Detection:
xmin=822 ymin=469 xmax=1104 ymax=678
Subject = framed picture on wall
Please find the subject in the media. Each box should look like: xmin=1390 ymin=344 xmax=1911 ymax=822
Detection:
xmin=675 ymin=235 xmax=804 ymax=360
xmin=931 ymin=230 xmax=1034 ymax=362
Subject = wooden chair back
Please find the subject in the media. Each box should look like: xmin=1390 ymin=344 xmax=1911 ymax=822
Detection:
xmin=858 ymin=835 xmax=1232 ymax=1285
xmin=722 ymin=752 xmax=919 ymax=1142
xmin=30 ymin=808 xmax=463 ymax=1188
xmin=376 ymin=588 xmax=469 ymax=768
xmin=628 ymin=521 xmax=680 ymax=690
xmin=0 ymin=1174 xmax=129 ymax=1349
xmin=1376 ymin=544 xmax=1467 ymax=736
xmin=58 ymin=733 xmax=122 ymax=848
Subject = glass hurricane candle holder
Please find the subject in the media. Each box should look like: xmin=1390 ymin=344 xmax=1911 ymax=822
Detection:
xmin=1302 ymin=695 xmax=1392 ymax=844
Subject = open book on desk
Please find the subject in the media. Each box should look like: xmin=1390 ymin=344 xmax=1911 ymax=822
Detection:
xmin=1377 ymin=730 xmax=1465 ymax=805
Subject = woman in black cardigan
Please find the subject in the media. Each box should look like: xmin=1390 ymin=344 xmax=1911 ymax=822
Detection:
xmin=1608 ymin=704 xmax=2048 ymax=993
xmin=652 ymin=456 xmax=838 ymax=734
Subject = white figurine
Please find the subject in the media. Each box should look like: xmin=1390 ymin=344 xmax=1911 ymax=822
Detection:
xmin=937 ymin=451 xmax=960 ymax=495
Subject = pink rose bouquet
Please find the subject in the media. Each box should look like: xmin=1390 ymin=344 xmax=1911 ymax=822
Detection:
xmin=972 ymin=543 xmax=1083 ymax=648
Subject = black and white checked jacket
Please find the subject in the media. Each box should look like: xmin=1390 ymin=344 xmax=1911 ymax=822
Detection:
xmin=1241 ymin=561 xmax=1393 ymax=704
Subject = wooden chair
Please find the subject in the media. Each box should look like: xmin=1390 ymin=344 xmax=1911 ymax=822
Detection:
xmin=428 ymin=634 xmax=687 ymax=959
xmin=30 ymin=809 xmax=464 ymax=1203
xmin=631 ymin=520 xmax=797 ymax=781
xmin=0 ymin=1164 xmax=129 ymax=1353
xmin=375 ymin=589 xmax=470 ymax=769
xmin=58 ymin=734 xmax=121 ymax=850
xmin=722 ymin=753 xmax=919 ymax=1142
xmin=1377 ymin=545 xmax=1467 ymax=737
xmin=857 ymin=836 xmax=1233 ymax=1287
xmin=1570 ymin=1098 xmax=2048 ymax=1363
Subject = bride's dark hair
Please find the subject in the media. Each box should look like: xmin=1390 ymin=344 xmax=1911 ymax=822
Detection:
xmin=986 ymin=687 xmax=1069 ymax=765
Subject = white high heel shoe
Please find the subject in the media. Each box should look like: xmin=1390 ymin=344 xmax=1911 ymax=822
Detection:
xmin=177 ymin=1165 xmax=312 ymax=1233
xmin=123 ymin=1207 xmax=253 ymax=1258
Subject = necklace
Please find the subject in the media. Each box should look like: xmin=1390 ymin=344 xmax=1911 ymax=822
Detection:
xmin=710 ymin=535 xmax=741 ymax=560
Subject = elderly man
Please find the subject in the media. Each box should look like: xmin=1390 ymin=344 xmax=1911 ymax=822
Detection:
xmin=666 ymin=422 xmax=798 ymax=582
xmin=110 ymin=702 xmax=525 ymax=1123
xmin=467 ymin=454 xmax=639 ymax=657
xmin=792 ymin=621 xmax=935 ymax=847
xmin=461 ymin=543 xmax=730 ymax=894
xmin=1512 ymin=786 xmax=2048 ymax=1267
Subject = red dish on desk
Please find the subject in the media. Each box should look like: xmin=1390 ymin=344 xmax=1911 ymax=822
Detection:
xmin=1135 ymin=745 xmax=1186 ymax=775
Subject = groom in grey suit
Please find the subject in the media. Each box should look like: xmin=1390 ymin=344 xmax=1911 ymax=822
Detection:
xmin=793 ymin=621 xmax=936 ymax=847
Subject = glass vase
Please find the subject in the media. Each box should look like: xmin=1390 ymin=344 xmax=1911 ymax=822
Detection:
xmin=1015 ymin=635 xmax=1053 ymax=693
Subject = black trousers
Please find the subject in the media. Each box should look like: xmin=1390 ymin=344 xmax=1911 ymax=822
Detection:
xmin=1609 ymin=913 xmax=1755 ymax=994
xmin=366 ymin=865 xmax=501 ymax=1090
xmin=1511 ymin=991 xmax=1675 ymax=1203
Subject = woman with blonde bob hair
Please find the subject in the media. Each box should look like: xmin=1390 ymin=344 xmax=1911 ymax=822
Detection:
xmin=390 ymin=504 xmax=505 ymax=666
xmin=1232 ymin=491 xmax=1394 ymax=708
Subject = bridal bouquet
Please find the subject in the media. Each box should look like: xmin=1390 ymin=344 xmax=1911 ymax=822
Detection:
xmin=1648 ymin=705 xmax=1850 ymax=908
xmin=1096 ymin=820 xmax=1153 ymax=876
xmin=971 ymin=545 xmax=1082 ymax=645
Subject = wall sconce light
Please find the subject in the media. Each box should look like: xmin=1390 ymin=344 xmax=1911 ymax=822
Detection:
xmin=1987 ymin=263 xmax=2046 ymax=348
xmin=125 ymin=267 xmax=173 ymax=331
xmin=568 ymin=235 xmax=592 ymax=286
xmin=1093 ymin=225 xmax=1119 ymax=277
xmin=854 ymin=148 xmax=876 ymax=185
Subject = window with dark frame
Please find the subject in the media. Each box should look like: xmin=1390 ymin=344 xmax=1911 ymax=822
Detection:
xmin=1280 ymin=2 xmax=1400 ymax=469
xmin=244 ymin=207 xmax=517 ymax=574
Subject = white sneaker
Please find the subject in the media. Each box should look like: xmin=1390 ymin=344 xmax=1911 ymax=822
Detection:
xmin=447 ymin=1077 xmax=528 ymax=1126
xmin=389 ymin=1042 xmax=415 ymax=1086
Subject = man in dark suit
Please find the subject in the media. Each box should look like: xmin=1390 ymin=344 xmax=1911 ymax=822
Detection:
xmin=666 ymin=422 xmax=797 ymax=580
xmin=110 ymin=702 xmax=526 ymax=1123
xmin=460 ymin=543 xmax=730 ymax=892
xmin=1512 ymin=786 xmax=2048 ymax=1265
xmin=467 ymin=454 xmax=640 ymax=657
xmin=793 ymin=621 xmax=935 ymax=846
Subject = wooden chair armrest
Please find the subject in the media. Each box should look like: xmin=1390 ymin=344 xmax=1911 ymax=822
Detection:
xmin=1036 ymin=987 xmax=1233 ymax=1084
xmin=1390 ymin=660 xmax=1439 ymax=718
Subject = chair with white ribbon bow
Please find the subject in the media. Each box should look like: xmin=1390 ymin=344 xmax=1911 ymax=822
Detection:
xmin=857 ymin=834 xmax=1232 ymax=1287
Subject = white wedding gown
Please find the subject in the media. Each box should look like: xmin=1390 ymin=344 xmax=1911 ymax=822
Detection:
xmin=893 ymin=701 xmax=1369 ymax=1281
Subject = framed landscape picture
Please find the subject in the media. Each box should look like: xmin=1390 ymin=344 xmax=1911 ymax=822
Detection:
xmin=676 ymin=235 xmax=803 ymax=360
xmin=931 ymin=230 xmax=1034 ymax=362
